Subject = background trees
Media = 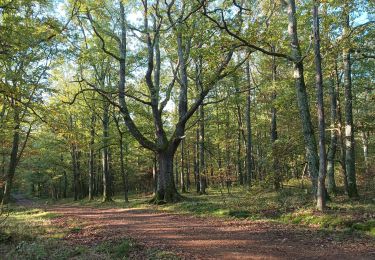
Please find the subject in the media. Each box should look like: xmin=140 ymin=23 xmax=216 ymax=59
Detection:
xmin=0 ymin=0 xmax=373 ymax=210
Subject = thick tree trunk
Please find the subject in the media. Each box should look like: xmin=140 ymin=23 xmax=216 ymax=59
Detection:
xmin=287 ymin=0 xmax=319 ymax=194
xmin=154 ymin=150 xmax=181 ymax=203
xmin=2 ymin=107 xmax=20 ymax=205
xmin=313 ymin=1 xmax=327 ymax=211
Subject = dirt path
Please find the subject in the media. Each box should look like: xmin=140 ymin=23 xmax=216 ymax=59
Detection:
xmin=48 ymin=205 xmax=375 ymax=260
xmin=12 ymin=193 xmax=35 ymax=207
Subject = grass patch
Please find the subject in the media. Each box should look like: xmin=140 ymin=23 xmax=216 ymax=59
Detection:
xmin=96 ymin=239 xmax=136 ymax=258
xmin=156 ymin=183 xmax=375 ymax=238
xmin=147 ymin=249 xmax=182 ymax=260
xmin=42 ymin=194 xmax=151 ymax=210
xmin=0 ymin=207 xmax=63 ymax=243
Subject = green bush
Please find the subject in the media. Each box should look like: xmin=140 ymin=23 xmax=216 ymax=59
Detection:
xmin=14 ymin=241 xmax=48 ymax=260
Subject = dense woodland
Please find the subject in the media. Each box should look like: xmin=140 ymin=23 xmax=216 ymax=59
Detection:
xmin=0 ymin=0 xmax=374 ymax=212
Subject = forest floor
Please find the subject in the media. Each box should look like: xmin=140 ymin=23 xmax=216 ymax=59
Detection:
xmin=45 ymin=204 xmax=375 ymax=259
xmin=2 ymin=187 xmax=375 ymax=260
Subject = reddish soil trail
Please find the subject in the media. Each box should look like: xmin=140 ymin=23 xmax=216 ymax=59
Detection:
xmin=49 ymin=206 xmax=375 ymax=260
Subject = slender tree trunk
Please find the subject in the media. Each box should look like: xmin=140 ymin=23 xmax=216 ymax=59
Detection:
xmin=175 ymin=155 xmax=179 ymax=189
xmin=225 ymin=106 xmax=230 ymax=178
xmin=180 ymin=139 xmax=186 ymax=193
xmin=2 ymin=105 xmax=20 ymax=205
xmin=270 ymin=48 xmax=279 ymax=190
xmin=1 ymin=143 xmax=6 ymax=178
xmin=361 ymin=87 xmax=370 ymax=173
xmin=69 ymin=115 xmax=80 ymax=201
xmin=327 ymin=78 xmax=338 ymax=194
xmin=313 ymin=0 xmax=327 ymax=210
xmin=61 ymin=155 xmax=67 ymax=198
xmin=287 ymin=0 xmax=319 ymax=194
xmin=71 ymin=143 xmax=79 ymax=201
xmin=109 ymin=148 xmax=115 ymax=196
xmin=102 ymin=101 xmax=112 ymax=202
xmin=234 ymin=83 xmax=244 ymax=185
xmin=360 ymin=130 xmax=369 ymax=173
xmin=327 ymin=80 xmax=338 ymax=193
xmin=343 ymin=13 xmax=358 ymax=197
xmin=194 ymin=126 xmax=200 ymax=193
xmin=153 ymin=155 xmax=157 ymax=194
xmin=186 ymin=147 xmax=191 ymax=191
xmin=119 ymin=133 xmax=129 ymax=202
xmin=199 ymin=104 xmax=206 ymax=194
xmin=63 ymin=169 xmax=67 ymax=198
xmin=245 ymin=61 xmax=252 ymax=188
xmin=88 ymin=114 xmax=95 ymax=200
xmin=237 ymin=129 xmax=243 ymax=185
xmin=77 ymin=150 xmax=83 ymax=199
xmin=335 ymin=62 xmax=349 ymax=193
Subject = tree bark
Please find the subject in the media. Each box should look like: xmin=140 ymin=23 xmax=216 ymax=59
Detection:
xmin=2 ymin=104 xmax=20 ymax=205
xmin=270 ymin=48 xmax=279 ymax=190
xmin=245 ymin=61 xmax=252 ymax=188
xmin=154 ymin=150 xmax=180 ymax=202
xmin=175 ymin=155 xmax=179 ymax=188
xmin=327 ymin=78 xmax=337 ymax=194
xmin=102 ymin=101 xmax=112 ymax=202
xmin=180 ymin=139 xmax=186 ymax=193
xmin=237 ymin=128 xmax=243 ymax=185
xmin=69 ymin=115 xmax=80 ymax=201
xmin=71 ymin=144 xmax=79 ymax=201
xmin=287 ymin=0 xmax=319 ymax=194
xmin=195 ymin=126 xmax=200 ymax=193
xmin=360 ymin=130 xmax=369 ymax=173
xmin=88 ymin=114 xmax=96 ymax=200
xmin=335 ymin=62 xmax=349 ymax=194
xmin=313 ymin=0 xmax=327 ymax=210
xmin=199 ymin=104 xmax=206 ymax=194
xmin=343 ymin=12 xmax=358 ymax=197
xmin=119 ymin=132 xmax=129 ymax=202
xmin=186 ymin=147 xmax=191 ymax=191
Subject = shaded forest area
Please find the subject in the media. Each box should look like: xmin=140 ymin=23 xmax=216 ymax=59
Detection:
xmin=1 ymin=0 xmax=375 ymax=255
